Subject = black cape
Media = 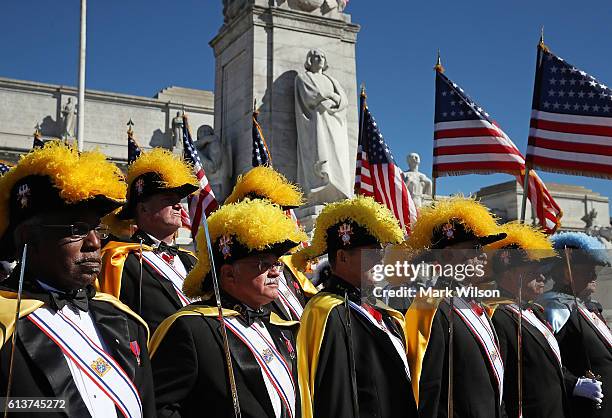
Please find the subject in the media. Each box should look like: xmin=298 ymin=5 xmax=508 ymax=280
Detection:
xmin=0 ymin=273 xmax=155 ymax=418
xmin=102 ymin=230 xmax=197 ymax=333
xmin=492 ymin=302 xmax=571 ymax=418
xmin=150 ymin=296 xmax=300 ymax=418
xmin=298 ymin=275 xmax=418 ymax=418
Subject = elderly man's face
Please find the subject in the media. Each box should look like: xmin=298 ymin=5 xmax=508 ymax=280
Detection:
xmin=26 ymin=209 xmax=104 ymax=291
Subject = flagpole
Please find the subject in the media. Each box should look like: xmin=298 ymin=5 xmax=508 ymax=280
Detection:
xmin=522 ymin=29 xmax=547 ymax=223
xmin=76 ymin=0 xmax=87 ymax=152
xmin=432 ymin=51 xmax=444 ymax=201
xmin=355 ymin=83 xmax=366 ymax=196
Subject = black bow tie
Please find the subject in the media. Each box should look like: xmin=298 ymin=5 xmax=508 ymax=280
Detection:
xmin=155 ymin=242 xmax=179 ymax=256
xmin=49 ymin=288 xmax=91 ymax=312
xmin=231 ymin=303 xmax=270 ymax=326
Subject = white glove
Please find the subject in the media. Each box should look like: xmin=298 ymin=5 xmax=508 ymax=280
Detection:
xmin=573 ymin=377 xmax=604 ymax=405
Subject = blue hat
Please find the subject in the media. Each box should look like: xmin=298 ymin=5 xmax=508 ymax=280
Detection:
xmin=551 ymin=232 xmax=610 ymax=266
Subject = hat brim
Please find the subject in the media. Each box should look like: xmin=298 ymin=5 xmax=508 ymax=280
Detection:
xmin=477 ymin=233 xmax=507 ymax=247
xmin=116 ymin=183 xmax=199 ymax=220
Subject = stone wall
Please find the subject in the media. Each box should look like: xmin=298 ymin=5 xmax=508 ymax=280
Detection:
xmin=0 ymin=77 xmax=214 ymax=165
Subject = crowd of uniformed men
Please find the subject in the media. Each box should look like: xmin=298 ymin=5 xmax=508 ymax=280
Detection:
xmin=0 ymin=141 xmax=610 ymax=418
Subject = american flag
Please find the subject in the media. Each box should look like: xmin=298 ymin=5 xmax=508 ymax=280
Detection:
xmin=434 ymin=69 xmax=562 ymax=233
xmin=355 ymin=90 xmax=417 ymax=233
xmin=252 ymin=110 xmax=271 ymax=166
xmin=527 ymin=43 xmax=612 ymax=179
xmin=182 ymin=114 xmax=219 ymax=237
xmin=0 ymin=161 xmax=10 ymax=176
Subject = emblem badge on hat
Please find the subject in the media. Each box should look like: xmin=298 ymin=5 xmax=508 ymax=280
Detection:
xmin=219 ymin=235 xmax=233 ymax=259
xmin=442 ymin=223 xmax=455 ymax=239
xmin=91 ymin=357 xmax=112 ymax=377
xmin=338 ymin=223 xmax=353 ymax=246
xmin=17 ymin=184 xmax=31 ymax=208
xmin=135 ymin=178 xmax=145 ymax=196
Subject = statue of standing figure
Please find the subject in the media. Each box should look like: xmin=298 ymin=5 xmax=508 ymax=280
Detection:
xmin=294 ymin=48 xmax=351 ymax=204
xmin=195 ymin=125 xmax=233 ymax=202
xmin=171 ymin=111 xmax=185 ymax=155
xmin=61 ymin=98 xmax=76 ymax=140
xmin=403 ymin=153 xmax=433 ymax=207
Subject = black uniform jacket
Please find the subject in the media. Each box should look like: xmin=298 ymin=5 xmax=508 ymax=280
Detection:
xmin=297 ymin=275 xmax=418 ymax=418
xmin=150 ymin=295 xmax=300 ymax=418
xmin=417 ymin=297 xmax=502 ymax=418
xmin=0 ymin=273 xmax=155 ymax=418
xmin=540 ymin=291 xmax=612 ymax=418
xmin=492 ymin=301 xmax=571 ymax=418
xmin=99 ymin=230 xmax=197 ymax=333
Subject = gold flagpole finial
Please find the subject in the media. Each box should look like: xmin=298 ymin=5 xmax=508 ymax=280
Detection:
xmin=360 ymin=82 xmax=366 ymax=98
xmin=538 ymin=27 xmax=549 ymax=52
xmin=253 ymin=98 xmax=259 ymax=116
xmin=434 ymin=49 xmax=445 ymax=73
xmin=127 ymin=118 xmax=135 ymax=138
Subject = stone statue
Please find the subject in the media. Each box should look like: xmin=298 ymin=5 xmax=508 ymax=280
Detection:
xmin=403 ymin=153 xmax=432 ymax=207
xmin=61 ymin=98 xmax=76 ymax=139
xmin=295 ymin=48 xmax=351 ymax=204
xmin=195 ymin=125 xmax=233 ymax=201
xmin=171 ymin=111 xmax=184 ymax=155
xmin=582 ymin=208 xmax=598 ymax=230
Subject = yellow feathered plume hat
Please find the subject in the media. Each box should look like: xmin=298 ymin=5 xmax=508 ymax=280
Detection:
xmin=0 ymin=142 xmax=126 ymax=259
xmin=183 ymin=198 xmax=308 ymax=299
xmin=224 ymin=166 xmax=303 ymax=209
xmin=293 ymin=196 xmax=404 ymax=270
xmin=486 ymin=222 xmax=556 ymax=272
xmin=407 ymin=196 xmax=505 ymax=250
xmin=116 ymin=148 xmax=198 ymax=220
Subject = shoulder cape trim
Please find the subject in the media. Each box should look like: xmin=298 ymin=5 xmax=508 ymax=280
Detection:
xmin=297 ymin=292 xmax=405 ymax=418
xmin=97 ymin=241 xmax=154 ymax=298
xmin=281 ymin=255 xmax=319 ymax=297
xmin=148 ymin=305 xmax=297 ymax=358
xmin=0 ymin=290 xmax=150 ymax=349
xmin=403 ymin=296 xmax=443 ymax=404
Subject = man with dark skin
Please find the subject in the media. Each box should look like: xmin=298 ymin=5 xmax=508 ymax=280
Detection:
xmin=0 ymin=142 xmax=154 ymax=418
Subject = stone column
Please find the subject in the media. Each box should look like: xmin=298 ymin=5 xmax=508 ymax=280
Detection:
xmin=211 ymin=0 xmax=360 ymax=229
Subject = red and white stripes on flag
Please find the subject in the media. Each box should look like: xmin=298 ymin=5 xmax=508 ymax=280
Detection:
xmin=434 ymin=119 xmax=562 ymax=233
xmin=182 ymin=114 xmax=219 ymax=237
xmin=356 ymin=91 xmax=417 ymax=234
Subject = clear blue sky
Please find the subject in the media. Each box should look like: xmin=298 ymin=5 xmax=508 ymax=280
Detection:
xmin=1 ymin=0 xmax=610 ymax=201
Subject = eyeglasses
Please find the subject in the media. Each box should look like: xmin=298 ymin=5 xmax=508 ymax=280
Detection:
xmin=256 ymin=260 xmax=285 ymax=274
xmin=39 ymin=223 xmax=110 ymax=240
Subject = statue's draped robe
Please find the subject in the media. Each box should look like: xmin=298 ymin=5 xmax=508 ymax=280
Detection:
xmin=295 ymin=71 xmax=352 ymax=203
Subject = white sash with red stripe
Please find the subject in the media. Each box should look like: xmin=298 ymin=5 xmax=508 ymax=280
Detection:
xmin=277 ymin=275 xmax=303 ymax=320
xmin=453 ymin=297 xmax=504 ymax=404
xmin=28 ymin=308 xmax=142 ymax=418
xmin=506 ymin=304 xmax=562 ymax=367
xmin=141 ymin=251 xmax=192 ymax=306
xmin=349 ymin=301 xmax=410 ymax=378
xmin=224 ymin=317 xmax=296 ymax=418
xmin=579 ymin=306 xmax=612 ymax=348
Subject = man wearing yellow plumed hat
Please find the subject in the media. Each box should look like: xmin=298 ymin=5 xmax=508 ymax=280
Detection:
xmin=149 ymin=198 xmax=307 ymax=417
xmin=0 ymin=142 xmax=154 ymax=417
xmin=485 ymin=222 xmax=579 ymax=418
xmin=294 ymin=195 xmax=418 ymax=418
xmin=98 ymin=148 xmax=200 ymax=333
xmin=224 ymin=165 xmax=318 ymax=321
xmin=403 ymin=197 xmax=507 ymax=418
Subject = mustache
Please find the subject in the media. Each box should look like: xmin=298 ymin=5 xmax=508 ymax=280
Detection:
xmin=264 ymin=277 xmax=278 ymax=285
